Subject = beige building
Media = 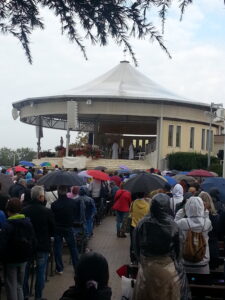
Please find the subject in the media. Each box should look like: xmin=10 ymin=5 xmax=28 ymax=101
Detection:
xmin=12 ymin=61 xmax=220 ymax=169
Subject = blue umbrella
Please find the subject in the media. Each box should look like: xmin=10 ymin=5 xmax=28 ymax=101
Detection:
xmin=19 ymin=161 xmax=35 ymax=167
xmin=164 ymin=176 xmax=177 ymax=186
xmin=201 ymin=177 xmax=225 ymax=203
xmin=178 ymin=171 xmax=189 ymax=175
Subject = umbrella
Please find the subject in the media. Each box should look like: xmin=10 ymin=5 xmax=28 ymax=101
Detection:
xmin=0 ymin=174 xmax=13 ymax=194
xmin=19 ymin=161 xmax=35 ymax=167
xmin=87 ymin=170 xmax=110 ymax=181
xmin=187 ymin=169 xmax=215 ymax=177
xmin=40 ymin=162 xmax=54 ymax=167
xmin=164 ymin=176 xmax=177 ymax=186
xmin=37 ymin=170 xmax=83 ymax=188
xmin=123 ymin=172 xmax=167 ymax=194
xmin=118 ymin=169 xmax=131 ymax=174
xmin=119 ymin=165 xmax=130 ymax=170
xmin=7 ymin=166 xmax=27 ymax=173
xmin=94 ymin=166 xmax=107 ymax=171
xmin=78 ymin=170 xmax=92 ymax=178
xmin=173 ymin=174 xmax=196 ymax=184
xmin=201 ymin=177 xmax=225 ymax=203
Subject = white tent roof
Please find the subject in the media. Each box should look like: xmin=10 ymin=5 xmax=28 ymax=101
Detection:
xmin=59 ymin=60 xmax=196 ymax=104
xmin=13 ymin=60 xmax=209 ymax=108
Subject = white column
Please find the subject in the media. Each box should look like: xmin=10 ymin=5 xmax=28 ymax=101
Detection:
xmin=66 ymin=127 xmax=70 ymax=157
xmin=156 ymin=117 xmax=163 ymax=169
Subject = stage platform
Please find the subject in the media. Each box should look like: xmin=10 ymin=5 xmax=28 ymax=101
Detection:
xmin=33 ymin=157 xmax=149 ymax=170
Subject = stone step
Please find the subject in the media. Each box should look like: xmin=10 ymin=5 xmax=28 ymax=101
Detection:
xmin=33 ymin=157 xmax=150 ymax=170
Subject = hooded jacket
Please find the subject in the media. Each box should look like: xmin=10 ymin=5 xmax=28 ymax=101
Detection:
xmin=134 ymin=193 xmax=179 ymax=260
xmin=130 ymin=198 xmax=150 ymax=228
xmin=171 ymin=184 xmax=183 ymax=212
xmin=176 ymin=197 xmax=212 ymax=266
xmin=75 ymin=186 xmax=96 ymax=220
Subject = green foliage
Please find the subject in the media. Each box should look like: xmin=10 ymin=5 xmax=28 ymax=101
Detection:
xmin=208 ymin=164 xmax=223 ymax=177
xmin=0 ymin=0 xmax=196 ymax=64
xmin=0 ymin=147 xmax=36 ymax=166
xmin=167 ymin=152 xmax=219 ymax=171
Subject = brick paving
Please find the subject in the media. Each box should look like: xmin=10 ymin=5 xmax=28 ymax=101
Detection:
xmin=1 ymin=216 xmax=130 ymax=300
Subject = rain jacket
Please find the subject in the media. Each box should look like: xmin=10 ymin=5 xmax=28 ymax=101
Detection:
xmin=171 ymin=184 xmax=184 ymax=213
xmin=76 ymin=186 xmax=96 ymax=220
xmin=130 ymin=198 xmax=150 ymax=228
xmin=112 ymin=189 xmax=131 ymax=212
xmin=133 ymin=194 xmax=190 ymax=300
xmin=176 ymin=197 xmax=212 ymax=271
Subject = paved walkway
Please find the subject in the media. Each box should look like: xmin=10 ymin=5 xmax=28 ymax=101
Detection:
xmin=1 ymin=216 xmax=130 ymax=299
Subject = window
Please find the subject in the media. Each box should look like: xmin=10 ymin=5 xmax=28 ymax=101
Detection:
xmin=190 ymin=127 xmax=195 ymax=149
xmin=168 ymin=125 xmax=174 ymax=146
xmin=133 ymin=139 xmax=137 ymax=148
xmin=201 ymin=129 xmax=205 ymax=150
xmin=139 ymin=140 xmax=143 ymax=147
xmin=176 ymin=126 xmax=181 ymax=147
xmin=120 ymin=138 xmax=124 ymax=147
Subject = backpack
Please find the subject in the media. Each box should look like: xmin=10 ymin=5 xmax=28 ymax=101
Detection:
xmin=7 ymin=220 xmax=35 ymax=263
xmin=100 ymin=182 xmax=109 ymax=199
xmin=183 ymin=219 xmax=206 ymax=263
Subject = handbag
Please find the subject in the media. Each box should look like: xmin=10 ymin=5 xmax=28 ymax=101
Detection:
xmin=121 ymin=276 xmax=136 ymax=300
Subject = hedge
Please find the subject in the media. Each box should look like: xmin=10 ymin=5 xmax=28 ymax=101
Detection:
xmin=167 ymin=152 xmax=219 ymax=171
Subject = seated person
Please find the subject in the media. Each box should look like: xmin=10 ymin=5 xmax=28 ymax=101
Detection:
xmin=60 ymin=252 xmax=112 ymax=300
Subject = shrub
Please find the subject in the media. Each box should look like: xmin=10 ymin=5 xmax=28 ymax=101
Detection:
xmin=167 ymin=152 xmax=219 ymax=171
xmin=208 ymin=164 xmax=223 ymax=177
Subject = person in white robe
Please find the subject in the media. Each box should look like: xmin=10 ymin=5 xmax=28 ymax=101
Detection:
xmin=128 ymin=142 xmax=134 ymax=160
xmin=112 ymin=142 xmax=119 ymax=159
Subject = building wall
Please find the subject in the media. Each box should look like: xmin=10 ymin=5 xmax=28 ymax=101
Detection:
xmin=161 ymin=120 xmax=217 ymax=158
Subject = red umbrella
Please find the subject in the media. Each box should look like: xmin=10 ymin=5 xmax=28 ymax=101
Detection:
xmin=7 ymin=166 xmax=28 ymax=173
xmin=187 ymin=169 xmax=215 ymax=177
xmin=87 ymin=170 xmax=110 ymax=181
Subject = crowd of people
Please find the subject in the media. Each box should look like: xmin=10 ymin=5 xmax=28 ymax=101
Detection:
xmin=0 ymin=165 xmax=225 ymax=299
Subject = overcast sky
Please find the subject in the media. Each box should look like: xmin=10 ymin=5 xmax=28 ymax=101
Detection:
xmin=1 ymin=0 xmax=225 ymax=152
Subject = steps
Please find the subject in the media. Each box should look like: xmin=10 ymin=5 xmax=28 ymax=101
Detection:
xmin=33 ymin=157 xmax=150 ymax=170
xmin=86 ymin=158 xmax=149 ymax=171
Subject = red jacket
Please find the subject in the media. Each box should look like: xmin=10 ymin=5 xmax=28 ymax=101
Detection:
xmin=112 ymin=189 xmax=131 ymax=212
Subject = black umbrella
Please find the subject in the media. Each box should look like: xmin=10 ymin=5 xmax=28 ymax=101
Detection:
xmin=37 ymin=170 xmax=83 ymax=188
xmin=123 ymin=172 xmax=167 ymax=194
xmin=94 ymin=166 xmax=107 ymax=171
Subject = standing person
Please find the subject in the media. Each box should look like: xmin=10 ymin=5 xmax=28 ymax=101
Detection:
xmin=75 ymin=186 xmax=96 ymax=238
xmin=111 ymin=141 xmax=119 ymax=159
xmin=199 ymin=191 xmax=220 ymax=269
xmin=0 ymin=198 xmax=36 ymax=300
xmin=176 ymin=196 xmax=212 ymax=274
xmin=89 ymin=179 xmax=102 ymax=225
xmin=51 ymin=185 xmax=80 ymax=274
xmin=112 ymin=183 xmax=131 ymax=237
xmin=128 ymin=142 xmax=134 ymax=160
xmin=22 ymin=185 xmax=55 ymax=300
xmin=133 ymin=193 xmax=190 ymax=300
xmin=171 ymin=183 xmax=184 ymax=214
xmin=129 ymin=192 xmax=150 ymax=263
xmin=8 ymin=178 xmax=27 ymax=200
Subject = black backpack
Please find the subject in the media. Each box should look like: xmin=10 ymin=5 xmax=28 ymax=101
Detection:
xmin=100 ymin=182 xmax=109 ymax=199
xmin=6 ymin=220 xmax=36 ymax=263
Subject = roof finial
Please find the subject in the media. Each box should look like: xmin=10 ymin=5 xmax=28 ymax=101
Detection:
xmin=120 ymin=48 xmax=129 ymax=64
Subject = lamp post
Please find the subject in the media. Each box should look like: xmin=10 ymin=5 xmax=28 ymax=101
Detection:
xmin=207 ymin=103 xmax=223 ymax=168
